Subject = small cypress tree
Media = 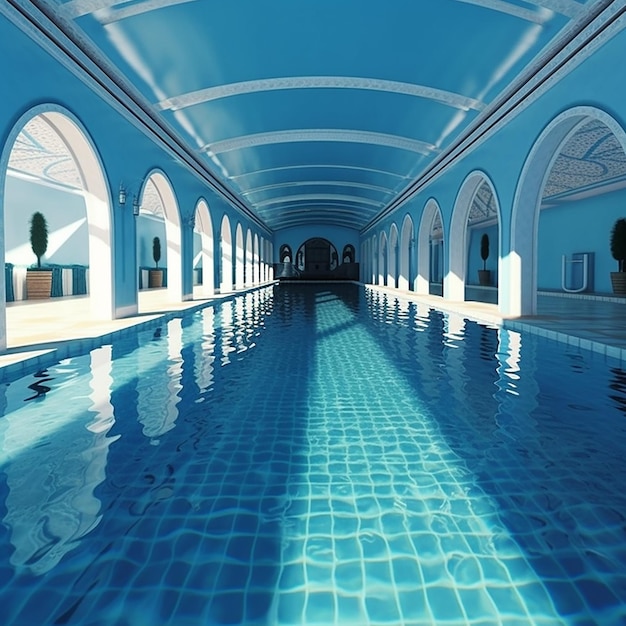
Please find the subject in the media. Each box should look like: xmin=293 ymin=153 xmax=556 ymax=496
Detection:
xmin=30 ymin=211 xmax=48 ymax=268
xmin=153 ymin=236 xmax=162 ymax=268
xmin=480 ymin=233 xmax=490 ymax=271
xmin=611 ymin=218 xmax=626 ymax=272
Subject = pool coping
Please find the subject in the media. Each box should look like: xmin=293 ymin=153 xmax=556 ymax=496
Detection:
xmin=365 ymin=283 xmax=626 ymax=367
xmin=0 ymin=283 xmax=276 ymax=383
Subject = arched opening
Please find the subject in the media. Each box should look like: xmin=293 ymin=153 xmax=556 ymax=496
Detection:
xmin=388 ymin=223 xmax=399 ymax=287
xmin=135 ymin=171 xmax=183 ymax=307
xmin=448 ymin=172 xmax=500 ymax=304
xmin=1 ymin=107 xmax=113 ymax=349
xmin=267 ymin=241 xmax=274 ymax=280
xmin=510 ymin=107 xmax=626 ymax=316
xmin=245 ymin=229 xmax=253 ymax=287
xmin=417 ymin=199 xmax=443 ymax=295
xmin=235 ymin=223 xmax=245 ymax=290
xmin=220 ymin=215 xmax=233 ymax=293
xmin=260 ymin=237 xmax=266 ymax=282
xmin=193 ymin=198 xmax=214 ymax=298
xmin=399 ymin=215 xmax=414 ymax=291
xmin=253 ymin=233 xmax=260 ymax=284
xmin=294 ymin=238 xmax=339 ymax=278
xmin=378 ymin=232 xmax=388 ymax=285
xmin=279 ymin=243 xmax=292 ymax=263
xmin=342 ymin=244 xmax=355 ymax=264
xmin=372 ymin=235 xmax=378 ymax=285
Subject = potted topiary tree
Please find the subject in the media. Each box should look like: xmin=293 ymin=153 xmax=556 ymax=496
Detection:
xmin=610 ymin=217 xmax=626 ymax=295
xmin=26 ymin=211 xmax=53 ymax=299
xmin=148 ymin=235 xmax=163 ymax=288
xmin=478 ymin=233 xmax=492 ymax=286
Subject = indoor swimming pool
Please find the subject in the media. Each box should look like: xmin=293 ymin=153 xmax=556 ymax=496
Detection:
xmin=0 ymin=283 xmax=625 ymax=625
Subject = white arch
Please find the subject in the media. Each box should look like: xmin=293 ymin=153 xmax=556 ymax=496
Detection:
xmin=448 ymin=171 xmax=500 ymax=302
xmin=388 ymin=223 xmax=399 ymax=288
xmin=508 ymin=106 xmax=626 ymax=316
xmin=378 ymin=231 xmax=388 ymax=286
xmin=220 ymin=214 xmax=233 ymax=292
xmin=245 ymin=228 xmax=253 ymax=287
xmin=140 ymin=170 xmax=183 ymax=302
xmin=0 ymin=106 xmax=114 ymax=349
xmin=194 ymin=198 xmax=214 ymax=297
xmin=417 ymin=199 xmax=443 ymax=295
xmin=259 ymin=236 xmax=266 ymax=282
xmin=370 ymin=235 xmax=377 ymax=284
xmin=253 ymin=233 xmax=260 ymax=284
xmin=399 ymin=214 xmax=414 ymax=291
xmin=235 ymin=223 xmax=245 ymax=290
xmin=267 ymin=240 xmax=274 ymax=280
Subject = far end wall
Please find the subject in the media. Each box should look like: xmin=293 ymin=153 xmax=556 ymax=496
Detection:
xmin=273 ymin=225 xmax=359 ymax=264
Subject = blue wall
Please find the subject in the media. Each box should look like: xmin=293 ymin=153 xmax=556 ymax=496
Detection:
xmin=274 ymin=225 xmax=359 ymax=264
xmin=4 ymin=174 xmax=88 ymax=266
xmin=467 ymin=224 xmax=499 ymax=286
xmin=136 ymin=215 xmax=167 ymax=269
xmin=537 ymin=189 xmax=626 ymax=294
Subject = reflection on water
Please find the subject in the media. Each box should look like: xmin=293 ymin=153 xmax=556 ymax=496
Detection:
xmin=137 ymin=318 xmax=183 ymax=442
xmin=0 ymin=346 xmax=117 ymax=575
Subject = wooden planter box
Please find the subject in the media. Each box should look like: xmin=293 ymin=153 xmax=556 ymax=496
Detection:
xmin=26 ymin=269 xmax=53 ymax=299
xmin=148 ymin=269 xmax=164 ymax=288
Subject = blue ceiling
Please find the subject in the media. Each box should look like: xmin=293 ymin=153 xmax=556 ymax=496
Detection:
xmin=35 ymin=0 xmax=602 ymax=231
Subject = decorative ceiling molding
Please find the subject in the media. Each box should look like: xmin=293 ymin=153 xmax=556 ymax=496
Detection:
xmin=229 ymin=164 xmax=410 ymax=182
xmin=8 ymin=114 xmax=83 ymax=189
xmin=531 ymin=0 xmax=583 ymax=18
xmin=60 ymin=0 xmax=196 ymax=21
xmin=456 ymin=0 xmax=546 ymax=23
xmin=242 ymin=181 xmax=394 ymax=197
xmin=255 ymin=194 xmax=383 ymax=209
xmin=543 ymin=119 xmax=626 ymax=199
xmin=157 ymin=77 xmax=485 ymax=112
xmin=203 ymin=130 xmax=438 ymax=156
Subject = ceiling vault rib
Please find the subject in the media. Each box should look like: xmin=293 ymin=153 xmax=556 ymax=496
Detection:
xmin=204 ymin=130 xmax=438 ymax=157
xmin=157 ymin=77 xmax=485 ymax=112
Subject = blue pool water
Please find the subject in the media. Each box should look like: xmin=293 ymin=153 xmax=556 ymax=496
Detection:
xmin=1 ymin=283 xmax=626 ymax=625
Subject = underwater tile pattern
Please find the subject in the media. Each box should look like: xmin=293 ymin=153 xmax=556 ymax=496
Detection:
xmin=0 ymin=284 xmax=625 ymax=625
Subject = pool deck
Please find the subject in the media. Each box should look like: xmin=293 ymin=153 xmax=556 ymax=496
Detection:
xmin=1 ymin=282 xmax=626 ymax=379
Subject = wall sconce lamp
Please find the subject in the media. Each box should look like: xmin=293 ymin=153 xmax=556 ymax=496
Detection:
xmin=132 ymin=195 xmax=140 ymax=216
xmin=118 ymin=184 xmax=127 ymax=207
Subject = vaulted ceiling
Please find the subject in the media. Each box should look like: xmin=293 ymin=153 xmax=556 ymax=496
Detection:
xmin=17 ymin=1 xmax=620 ymax=231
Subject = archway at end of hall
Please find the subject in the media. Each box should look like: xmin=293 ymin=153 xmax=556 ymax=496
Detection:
xmin=0 ymin=106 xmax=113 ymax=350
